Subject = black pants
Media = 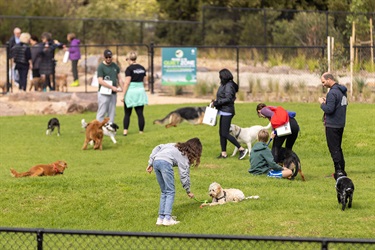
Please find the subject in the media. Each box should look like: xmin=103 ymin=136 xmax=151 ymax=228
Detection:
xmin=325 ymin=127 xmax=345 ymax=171
xmin=71 ymin=60 xmax=79 ymax=81
xmin=219 ymin=115 xmax=241 ymax=152
xmin=123 ymin=105 xmax=145 ymax=132
xmin=272 ymin=117 xmax=299 ymax=163
xmin=16 ymin=66 xmax=28 ymax=91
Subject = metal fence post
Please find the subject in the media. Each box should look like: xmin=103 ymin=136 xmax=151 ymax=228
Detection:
xmin=37 ymin=229 xmax=43 ymax=250
xmin=150 ymin=42 xmax=154 ymax=94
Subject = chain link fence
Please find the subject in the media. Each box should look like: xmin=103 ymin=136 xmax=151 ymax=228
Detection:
xmin=1 ymin=227 xmax=375 ymax=250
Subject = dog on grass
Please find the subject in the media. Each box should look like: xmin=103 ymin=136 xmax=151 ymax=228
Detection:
xmin=200 ymin=182 xmax=259 ymax=207
xmin=278 ymin=147 xmax=305 ymax=181
xmin=82 ymin=119 xmax=119 ymax=144
xmin=334 ymin=169 xmax=354 ymax=211
xmin=229 ymin=123 xmax=272 ymax=157
xmin=46 ymin=118 xmax=60 ymax=136
xmin=82 ymin=117 xmax=110 ymax=150
xmin=153 ymin=106 xmax=206 ymax=128
xmin=10 ymin=160 xmax=67 ymax=177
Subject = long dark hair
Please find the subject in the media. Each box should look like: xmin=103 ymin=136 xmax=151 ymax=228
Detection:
xmin=219 ymin=68 xmax=234 ymax=85
xmin=175 ymin=137 xmax=202 ymax=167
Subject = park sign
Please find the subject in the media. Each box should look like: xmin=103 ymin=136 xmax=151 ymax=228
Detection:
xmin=161 ymin=47 xmax=197 ymax=86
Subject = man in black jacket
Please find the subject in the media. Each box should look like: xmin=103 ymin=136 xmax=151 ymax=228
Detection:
xmin=319 ymin=72 xmax=348 ymax=173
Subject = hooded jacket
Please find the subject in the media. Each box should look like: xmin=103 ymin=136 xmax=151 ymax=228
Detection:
xmin=213 ymin=80 xmax=238 ymax=114
xmin=320 ymin=83 xmax=348 ymax=128
xmin=249 ymin=142 xmax=283 ymax=175
xmin=68 ymin=38 xmax=81 ymax=61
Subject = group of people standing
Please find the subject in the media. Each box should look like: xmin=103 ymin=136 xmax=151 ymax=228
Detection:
xmin=146 ymin=69 xmax=347 ymax=226
xmin=8 ymin=27 xmax=81 ymax=92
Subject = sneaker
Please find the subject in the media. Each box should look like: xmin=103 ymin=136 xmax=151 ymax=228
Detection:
xmin=156 ymin=218 xmax=164 ymax=226
xmin=162 ymin=217 xmax=180 ymax=226
xmin=217 ymin=154 xmax=227 ymax=159
xmin=238 ymin=149 xmax=248 ymax=160
xmin=70 ymin=80 xmax=79 ymax=87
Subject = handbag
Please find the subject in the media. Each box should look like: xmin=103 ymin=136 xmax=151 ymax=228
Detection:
xmin=275 ymin=121 xmax=292 ymax=136
xmin=63 ymin=51 xmax=70 ymax=63
xmin=202 ymin=104 xmax=218 ymax=126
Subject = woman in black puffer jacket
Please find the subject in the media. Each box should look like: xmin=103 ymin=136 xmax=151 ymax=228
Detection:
xmin=212 ymin=68 xmax=248 ymax=160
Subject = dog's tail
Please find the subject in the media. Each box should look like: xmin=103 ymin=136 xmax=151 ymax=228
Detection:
xmin=153 ymin=112 xmax=173 ymax=125
xmin=245 ymin=195 xmax=260 ymax=200
xmin=10 ymin=169 xmax=31 ymax=178
xmin=100 ymin=117 xmax=110 ymax=128
xmin=81 ymin=119 xmax=88 ymax=129
xmin=345 ymin=188 xmax=354 ymax=194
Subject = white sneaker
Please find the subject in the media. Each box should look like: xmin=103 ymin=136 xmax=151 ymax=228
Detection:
xmin=156 ymin=218 xmax=164 ymax=226
xmin=162 ymin=217 xmax=180 ymax=226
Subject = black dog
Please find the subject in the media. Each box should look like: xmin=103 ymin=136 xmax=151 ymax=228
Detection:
xmin=46 ymin=118 xmax=60 ymax=136
xmin=278 ymin=148 xmax=305 ymax=181
xmin=334 ymin=170 xmax=354 ymax=211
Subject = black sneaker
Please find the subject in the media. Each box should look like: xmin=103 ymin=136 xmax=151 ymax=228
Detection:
xmin=217 ymin=154 xmax=228 ymax=159
xmin=238 ymin=149 xmax=248 ymax=160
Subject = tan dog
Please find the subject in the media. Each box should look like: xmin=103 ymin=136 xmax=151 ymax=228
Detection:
xmin=29 ymin=77 xmax=44 ymax=91
xmin=55 ymin=74 xmax=68 ymax=92
xmin=201 ymin=182 xmax=246 ymax=206
xmin=10 ymin=160 xmax=68 ymax=177
xmin=82 ymin=117 xmax=110 ymax=150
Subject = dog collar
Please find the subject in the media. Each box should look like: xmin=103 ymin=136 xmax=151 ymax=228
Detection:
xmin=235 ymin=128 xmax=241 ymax=139
xmin=216 ymin=191 xmax=227 ymax=201
xmin=335 ymin=176 xmax=347 ymax=189
xmin=53 ymin=164 xmax=60 ymax=174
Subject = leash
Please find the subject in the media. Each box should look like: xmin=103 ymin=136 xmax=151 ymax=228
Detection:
xmin=193 ymin=197 xmax=208 ymax=204
xmin=266 ymin=138 xmax=272 ymax=146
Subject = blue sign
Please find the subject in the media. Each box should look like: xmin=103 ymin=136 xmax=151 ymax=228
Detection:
xmin=161 ymin=48 xmax=197 ymax=86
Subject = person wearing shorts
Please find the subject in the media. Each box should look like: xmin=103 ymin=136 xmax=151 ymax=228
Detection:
xmin=249 ymin=129 xmax=292 ymax=179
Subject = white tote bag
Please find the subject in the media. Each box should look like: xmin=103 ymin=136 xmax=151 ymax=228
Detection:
xmin=275 ymin=121 xmax=292 ymax=136
xmin=63 ymin=51 xmax=70 ymax=63
xmin=202 ymin=104 xmax=218 ymax=126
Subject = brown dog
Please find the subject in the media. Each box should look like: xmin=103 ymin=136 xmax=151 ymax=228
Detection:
xmin=82 ymin=117 xmax=110 ymax=150
xmin=55 ymin=74 xmax=68 ymax=92
xmin=29 ymin=77 xmax=44 ymax=91
xmin=10 ymin=160 xmax=68 ymax=177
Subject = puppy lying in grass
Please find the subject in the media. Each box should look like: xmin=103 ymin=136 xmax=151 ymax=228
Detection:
xmin=10 ymin=160 xmax=68 ymax=177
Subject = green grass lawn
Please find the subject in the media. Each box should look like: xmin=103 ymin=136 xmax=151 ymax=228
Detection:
xmin=0 ymin=102 xmax=374 ymax=239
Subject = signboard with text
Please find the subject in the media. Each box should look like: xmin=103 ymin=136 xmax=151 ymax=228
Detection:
xmin=161 ymin=47 xmax=197 ymax=86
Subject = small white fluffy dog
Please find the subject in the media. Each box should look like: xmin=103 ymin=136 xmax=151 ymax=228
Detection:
xmin=229 ymin=123 xmax=272 ymax=157
xmin=201 ymin=182 xmax=245 ymax=207
xmin=81 ymin=119 xmax=119 ymax=144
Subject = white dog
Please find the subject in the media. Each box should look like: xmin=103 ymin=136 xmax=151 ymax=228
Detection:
xmin=81 ymin=119 xmax=119 ymax=144
xmin=201 ymin=182 xmax=259 ymax=207
xmin=229 ymin=123 xmax=272 ymax=157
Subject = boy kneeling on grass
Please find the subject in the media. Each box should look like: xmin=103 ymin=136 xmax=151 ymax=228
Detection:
xmin=249 ymin=129 xmax=292 ymax=179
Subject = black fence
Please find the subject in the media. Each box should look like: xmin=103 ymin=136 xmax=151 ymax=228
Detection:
xmin=0 ymin=227 xmax=374 ymax=250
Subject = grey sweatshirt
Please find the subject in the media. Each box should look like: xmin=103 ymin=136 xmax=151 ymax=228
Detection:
xmin=148 ymin=143 xmax=191 ymax=193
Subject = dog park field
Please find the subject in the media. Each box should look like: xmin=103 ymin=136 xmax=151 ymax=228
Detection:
xmin=0 ymin=102 xmax=374 ymax=240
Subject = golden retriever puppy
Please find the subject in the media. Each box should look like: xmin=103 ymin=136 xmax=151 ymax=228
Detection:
xmin=82 ymin=117 xmax=110 ymax=150
xmin=201 ymin=182 xmax=245 ymax=207
xmin=10 ymin=160 xmax=68 ymax=177
xmin=55 ymin=74 xmax=68 ymax=92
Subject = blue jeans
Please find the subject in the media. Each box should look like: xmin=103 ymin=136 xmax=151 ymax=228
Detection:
xmin=153 ymin=160 xmax=175 ymax=219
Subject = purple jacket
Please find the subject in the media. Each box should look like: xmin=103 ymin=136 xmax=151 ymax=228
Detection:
xmin=68 ymin=38 xmax=81 ymax=60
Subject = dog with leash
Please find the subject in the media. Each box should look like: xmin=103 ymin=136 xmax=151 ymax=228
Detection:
xmin=153 ymin=106 xmax=206 ymax=128
xmin=277 ymin=147 xmax=306 ymax=181
xmin=334 ymin=169 xmax=354 ymax=211
xmin=229 ymin=123 xmax=272 ymax=157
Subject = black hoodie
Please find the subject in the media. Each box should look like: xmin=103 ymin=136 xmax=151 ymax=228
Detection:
xmin=320 ymin=83 xmax=348 ymax=128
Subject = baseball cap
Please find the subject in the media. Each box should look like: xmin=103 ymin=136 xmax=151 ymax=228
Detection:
xmin=104 ymin=49 xmax=112 ymax=58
